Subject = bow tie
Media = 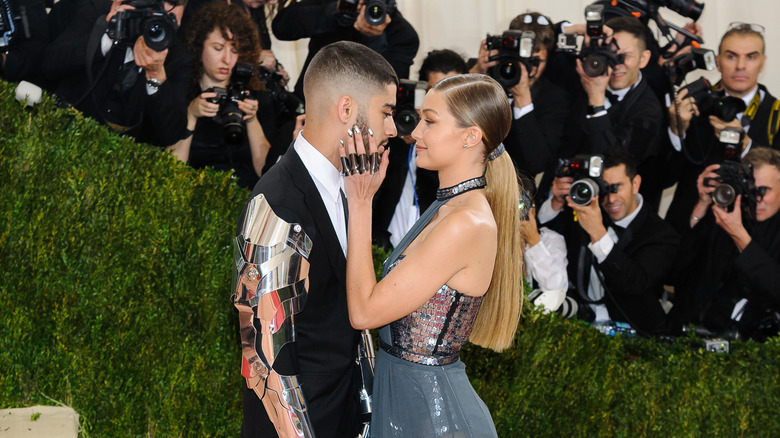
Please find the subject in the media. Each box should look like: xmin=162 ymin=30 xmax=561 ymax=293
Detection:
xmin=605 ymin=90 xmax=620 ymax=106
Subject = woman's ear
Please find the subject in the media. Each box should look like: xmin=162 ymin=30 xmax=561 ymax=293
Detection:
xmin=464 ymin=126 xmax=483 ymax=148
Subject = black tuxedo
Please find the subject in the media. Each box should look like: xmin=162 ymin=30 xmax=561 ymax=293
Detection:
xmin=504 ymin=76 xmax=571 ymax=176
xmin=664 ymin=84 xmax=779 ymax=233
xmin=671 ymin=210 xmax=780 ymax=339
xmin=544 ymin=200 xmax=679 ymax=335
xmin=371 ymin=137 xmax=438 ymax=250
xmin=238 ymin=148 xmax=361 ymax=437
xmin=42 ymin=0 xmax=193 ymax=147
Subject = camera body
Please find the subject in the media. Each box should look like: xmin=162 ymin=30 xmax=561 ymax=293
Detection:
xmin=336 ymin=0 xmax=395 ymax=27
xmin=704 ymin=160 xmax=757 ymax=213
xmin=485 ymin=30 xmax=539 ymax=89
xmin=259 ymin=67 xmax=304 ymax=122
xmin=679 ymin=77 xmax=747 ymax=122
xmin=663 ymin=47 xmax=716 ymax=86
xmin=555 ymin=155 xmax=606 ymax=206
xmin=205 ymin=62 xmax=254 ymax=146
xmin=557 ymin=5 xmax=624 ymax=78
xmin=393 ymin=79 xmax=425 ymax=136
xmin=107 ymin=0 xmax=178 ymax=52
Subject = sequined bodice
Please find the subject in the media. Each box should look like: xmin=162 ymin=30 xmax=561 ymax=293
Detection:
xmin=380 ymin=257 xmax=483 ymax=366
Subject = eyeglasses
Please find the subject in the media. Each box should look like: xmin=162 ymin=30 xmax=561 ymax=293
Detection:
xmin=727 ymin=22 xmax=765 ymax=35
xmin=520 ymin=14 xmax=551 ymax=26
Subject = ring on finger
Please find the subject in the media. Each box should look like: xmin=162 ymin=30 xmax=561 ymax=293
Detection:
xmin=357 ymin=153 xmax=370 ymax=174
xmin=370 ymin=152 xmax=380 ymax=174
xmin=349 ymin=153 xmax=360 ymax=175
xmin=340 ymin=155 xmax=352 ymax=176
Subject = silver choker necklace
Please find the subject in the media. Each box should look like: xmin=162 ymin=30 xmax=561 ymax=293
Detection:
xmin=436 ymin=176 xmax=487 ymax=201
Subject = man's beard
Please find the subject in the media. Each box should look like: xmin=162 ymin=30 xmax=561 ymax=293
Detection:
xmin=355 ymin=110 xmax=373 ymax=148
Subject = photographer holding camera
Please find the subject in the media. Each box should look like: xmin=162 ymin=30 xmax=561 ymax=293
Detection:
xmin=41 ymin=0 xmax=193 ymax=147
xmin=664 ymin=23 xmax=779 ymax=233
xmin=469 ymin=12 xmax=570 ymax=176
xmin=166 ymin=2 xmax=275 ymax=189
xmin=271 ymin=0 xmax=418 ymax=101
xmin=672 ymin=147 xmax=780 ymax=341
xmin=538 ymin=148 xmax=678 ymax=336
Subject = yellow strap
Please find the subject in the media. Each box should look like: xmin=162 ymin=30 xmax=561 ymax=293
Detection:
xmin=744 ymin=89 xmax=761 ymax=121
xmin=768 ymin=99 xmax=780 ymax=146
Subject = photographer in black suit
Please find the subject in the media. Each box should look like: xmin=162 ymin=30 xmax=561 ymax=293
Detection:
xmin=42 ymin=0 xmax=192 ymax=147
xmin=470 ymin=12 xmax=570 ymax=176
xmin=547 ymin=15 xmax=665 ymax=209
xmin=664 ymin=23 xmax=778 ymax=233
xmin=538 ymin=149 xmax=678 ymax=336
xmin=672 ymin=147 xmax=780 ymax=341
xmin=238 ymin=41 xmax=398 ymax=438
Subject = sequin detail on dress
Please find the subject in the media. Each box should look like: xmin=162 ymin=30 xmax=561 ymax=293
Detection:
xmin=380 ymin=257 xmax=483 ymax=366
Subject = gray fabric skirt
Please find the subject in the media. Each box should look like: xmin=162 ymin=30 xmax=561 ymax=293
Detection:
xmin=371 ymin=348 xmax=498 ymax=438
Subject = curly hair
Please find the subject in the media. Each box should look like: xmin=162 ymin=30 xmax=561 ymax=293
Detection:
xmin=184 ymin=2 xmax=264 ymax=94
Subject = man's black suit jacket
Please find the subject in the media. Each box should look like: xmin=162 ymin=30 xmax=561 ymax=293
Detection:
xmin=238 ymin=148 xmax=361 ymax=438
xmin=538 ymin=77 xmax=665 ymax=207
xmin=664 ymin=84 xmax=779 ymax=233
xmin=545 ymin=200 xmax=679 ymax=335
xmin=504 ymin=76 xmax=570 ymax=176
xmin=42 ymin=0 xmax=192 ymax=147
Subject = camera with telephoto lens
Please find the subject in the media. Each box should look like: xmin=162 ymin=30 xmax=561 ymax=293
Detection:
xmin=259 ymin=66 xmax=304 ymax=122
xmin=107 ymin=0 xmax=178 ymax=52
xmin=612 ymin=0 xmax=704 ymax=21
xmin=555 ymin=155 xmax=607 ymax=206
xmin=703 ymin=159 xmax=758 ymax=213
xmin=485 ymin=30 xmax=539 ymax=89
xmin=557 ymin=5 xmax=624 ymax=78
xmin=393 ymin=79 xmax=425 ymax=136
xmin=204 ymin=62 xmax=254 ymax=146
xmin=1 ymin=0 xmax=31 ymax=52
xmin=336 ymin=0 xmax=395 ymax=27
xmin=679 ymin=77 xmax=747 ymax=122
xmin=663 ymin=47 xmax=716 ymax=86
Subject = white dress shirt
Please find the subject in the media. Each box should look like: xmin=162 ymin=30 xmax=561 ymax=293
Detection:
xmin=294 ymin=133 xmax=348 ymax=255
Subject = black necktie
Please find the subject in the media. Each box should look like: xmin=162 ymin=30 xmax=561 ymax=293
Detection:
xmin=340 ymin=188 xmax=349 ymax=229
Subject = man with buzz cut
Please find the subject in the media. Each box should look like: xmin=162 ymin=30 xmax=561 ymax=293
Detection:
xmin=234 ymin=41 xmax=398 ymax=437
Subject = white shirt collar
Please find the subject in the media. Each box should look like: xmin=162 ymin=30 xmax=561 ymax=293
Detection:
xmin=730 ymin=84 xmax=760 ymax=108
xmin=293 ymin=132 xmax=343 ymax=203
xmin=614 ymin=193 xmax=643 ymax=228
xmin=607 ymin=71 xmax=643 ymax=102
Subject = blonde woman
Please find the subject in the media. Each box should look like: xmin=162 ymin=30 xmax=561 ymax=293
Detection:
xmin=342 ymin=73 xmax=524 ymax=437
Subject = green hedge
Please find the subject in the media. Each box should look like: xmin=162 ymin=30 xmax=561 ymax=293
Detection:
xmin=1 ymin=80 xmax=780 ymax=437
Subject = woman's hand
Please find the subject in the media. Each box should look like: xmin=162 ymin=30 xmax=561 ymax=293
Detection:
xmin=188 ymin=92 xmax=219 ymax=119
xmin=238 ymin=97 xmax=259 ymax=122
xmin=340 ymin=125 xmax=389 ymax=205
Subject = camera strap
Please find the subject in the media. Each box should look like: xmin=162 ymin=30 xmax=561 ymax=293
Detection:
xmin=71 ymin=15 xmax=113 ymax=108
xmin=768 ymin=100 xmax=780 ymax=146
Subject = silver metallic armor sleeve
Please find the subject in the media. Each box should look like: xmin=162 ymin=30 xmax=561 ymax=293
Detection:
xmin=232 ymin=194 xmax=315 ymax=438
